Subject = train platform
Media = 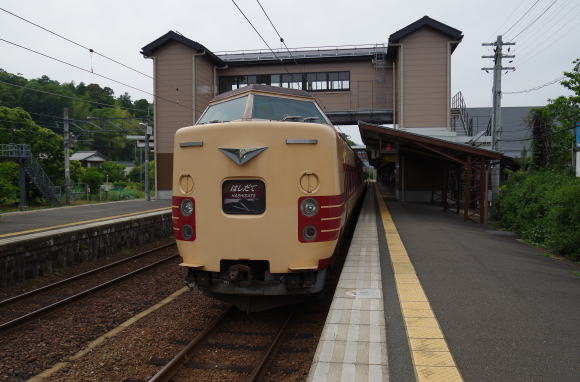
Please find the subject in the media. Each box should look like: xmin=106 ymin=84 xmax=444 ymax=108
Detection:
xmin=0 ymin=199 xmax=172 ymax=287
xmin=0 ymin=199 xmax=170 ymax=239
xmin=308 ymin=184 xmax=580 ymax=382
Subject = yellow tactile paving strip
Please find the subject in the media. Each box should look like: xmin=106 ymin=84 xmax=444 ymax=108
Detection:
xmin=375 ymin=185 xmax=463 ymax=382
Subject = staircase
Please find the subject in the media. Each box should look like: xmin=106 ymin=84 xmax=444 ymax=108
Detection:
xmin=451 ymin=91 xmax=472 ymax=136
xmin=0 ymin=144 xmax=61 ymax=205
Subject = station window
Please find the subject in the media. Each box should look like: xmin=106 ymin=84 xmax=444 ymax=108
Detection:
xmin=218 ymin=71 xmax=349 ymax=94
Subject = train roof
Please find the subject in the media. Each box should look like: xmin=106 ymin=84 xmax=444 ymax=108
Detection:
xmin=211 ymin=84 xmax=314 ymax=103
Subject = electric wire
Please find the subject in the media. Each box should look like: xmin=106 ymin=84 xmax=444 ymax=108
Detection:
xmin=255 ymin=0 xmax=304 ymax=72
xmin=0 ymin=38 xmax=195 ymax=113
xmin=0 ymin=7 xmax=153 ymax=79
xmin=514 ymin=10 xmax=580 ymax=66
xmin=509 ymin=0 xmax=560 ymax=41
xmin=509 ymin=0 xmax=576 ymax=52
xmin=503 ymin=75 xmax=567 ymax=94
xmin=489 ymin=0 xmax=528 ymax=40
xmin=230 ymin=0 xmax=290 ymax=74
xmin=0 ymin=79 xmax=150 ymax=114
xmin=503 ymin=0 xmax=543 ymax=36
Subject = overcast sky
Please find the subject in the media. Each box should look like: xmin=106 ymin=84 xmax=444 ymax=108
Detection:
xmin=1 ymin=0 xmax=578 ymax=143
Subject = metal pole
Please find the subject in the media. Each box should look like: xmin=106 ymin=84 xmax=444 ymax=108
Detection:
xmin=64 ymin=108 xmax=71 ymax=205
xmin=144 ymin=125 xmax=151 ymax=201
xmin=482 ymin=36 xmax=515 ymax=206
xmin=18 ymin=158 xmax=27 ymax=210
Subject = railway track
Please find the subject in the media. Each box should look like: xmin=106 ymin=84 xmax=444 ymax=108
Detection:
xmin=0 ymin=243 xmax=178 ymax=332
xmin=148 ymin=306 xmax=294 ymax=382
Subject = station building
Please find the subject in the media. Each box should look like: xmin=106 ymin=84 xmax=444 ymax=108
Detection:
xmin=142 ymin=15 xmax=501 ymax=221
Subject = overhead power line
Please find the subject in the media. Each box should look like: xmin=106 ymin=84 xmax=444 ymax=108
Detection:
xmin=503 ymin=0 xmax=542 ymax=36
xmin=0 ymin=38 xmax=194 ymax=112
xmin=503 ymin=75 xmax=566 ymax=94
xmin=0 ymin=7 xmax=153 ymax=79
xmin=255 ymin=0 xmax=305 ymax=73
xmin=230 ymin=0 xmax=290 ymax=74
xmin=509 ymin=0 xmax=560 ymax=41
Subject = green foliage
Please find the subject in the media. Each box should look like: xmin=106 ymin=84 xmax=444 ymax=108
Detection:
xmin=99 ymin=161 xmax=126 ymax=182
xmin=0 ymin=162 xmax=18 ymax=203
xmin=528 ymin=58 xmax=579 ymax=173
xmin=0 ymin=106 xmax=64 ymax=191
xmin=81 ymin=167 xmax=104 ymax=194
xmin=0 ymin=68 xmax=153 ymax=162
xmin=498 ymin=171 xmax=580 ymax=260
xmin=128 ymin=160 xmax=155 ymax=187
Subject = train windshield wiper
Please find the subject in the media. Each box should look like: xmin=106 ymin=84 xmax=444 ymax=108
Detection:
xmin=303 ymin=117 xmax=319 ymax=122
xmin=282 ymin=115 xmax=303 ymax=121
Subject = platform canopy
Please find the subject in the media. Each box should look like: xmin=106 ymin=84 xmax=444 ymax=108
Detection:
xmin=358 ymin=121 xmax=503 ymax=223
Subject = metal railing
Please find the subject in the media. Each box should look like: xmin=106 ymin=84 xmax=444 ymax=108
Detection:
xmin=451 ymin=91 xmax=473 ymax=136
xmin=216 ymin=44 xmax=388 ymax=62
xmin=0 ymin=143 xmax=60 ymax=205
xmin=0 ymin=143 xmax=32 ymax=159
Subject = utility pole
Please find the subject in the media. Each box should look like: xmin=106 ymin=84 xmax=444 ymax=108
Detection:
xmin=482 ymin=35 xmax=515 ymax=205
xmin=63 ymin=108 xmax=71 ymax=205
xmin=139 ymin=122 xmax=152 ymax=201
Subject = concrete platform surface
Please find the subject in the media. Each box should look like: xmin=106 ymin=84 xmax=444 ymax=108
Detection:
xmin=0 ymin=199 xmax=170 ymax=238
xmin=308 ymin=184 xmax=579 ymax=381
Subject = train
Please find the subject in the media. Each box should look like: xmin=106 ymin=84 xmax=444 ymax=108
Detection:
xmin=171 ymin=84 xmax=365 ymax=311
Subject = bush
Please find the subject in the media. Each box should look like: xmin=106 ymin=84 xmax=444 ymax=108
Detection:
xmin=498 ymin=170 xmax=580 ymax=260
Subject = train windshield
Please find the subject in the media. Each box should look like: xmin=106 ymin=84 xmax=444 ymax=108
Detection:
xmin=252 ymin=94 xmax=327 ymax=124
xmin=197 ymin=95 xmax=248 ymax=124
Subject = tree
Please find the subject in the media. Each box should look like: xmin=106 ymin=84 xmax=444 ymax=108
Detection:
xmin=81 ymin=167 xmax=104 ymax=194
xmin=529 ymin=58 xmax=580 ymax=172
xmin=0 ymin=106 xmax=64 ymax=187
xmin=99 ymin=161 xmax=126 ymax=182
xmin=0 ymin=162 xmax=18 ymax=203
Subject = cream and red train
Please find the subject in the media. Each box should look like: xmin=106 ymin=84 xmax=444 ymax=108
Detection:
xmin=171 ymin=84 xmax=365 ymax=311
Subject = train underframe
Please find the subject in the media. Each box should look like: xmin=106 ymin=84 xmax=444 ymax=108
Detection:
xmin=186 ymin=261 xmax=328 ymax=312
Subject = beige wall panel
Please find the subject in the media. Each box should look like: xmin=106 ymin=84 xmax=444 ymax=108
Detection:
xmin=401 ymin=28 xmax=449 ymax=128
xmin=195 ymin=55 xmax=215 ymax=119
xmin=155 ymin=41 xmax=194 ymax=154
xmin=220 ymin=61 xmax=393 ymax=112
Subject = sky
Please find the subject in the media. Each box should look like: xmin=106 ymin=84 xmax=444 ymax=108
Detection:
xmin=1 ymin=0 xmax=579 ymax=144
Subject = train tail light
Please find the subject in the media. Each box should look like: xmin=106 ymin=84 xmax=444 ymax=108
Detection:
xmin=302 ymin=225 xmax=317 ymax=241
xmin=298 ymin=195 xmax=343 ymax=243
xmin=172 ymin=196 xmax=196 ymax=241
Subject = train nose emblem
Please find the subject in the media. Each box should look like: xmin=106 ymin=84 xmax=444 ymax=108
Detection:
xmin=218 ymin=147 xmax=268 ymax=165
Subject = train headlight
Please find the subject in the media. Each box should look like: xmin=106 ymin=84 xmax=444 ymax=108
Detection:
xmin=300 ymin=198 xmax=319 ymax=217
xmin=182 ymin=224 xmax=193 ymax=240
xmin=180 ymin=198 xmax=194 ymax=216
xmin=303 ymin=225 xmax=317 ymax=241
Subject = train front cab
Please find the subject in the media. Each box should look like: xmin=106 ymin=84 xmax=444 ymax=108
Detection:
xmin=171 ymin=86 xmax=364 ymax=309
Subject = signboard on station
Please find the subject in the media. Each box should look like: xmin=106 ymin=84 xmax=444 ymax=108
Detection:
xmin=576 ymin=121 xmax=580 ymax=148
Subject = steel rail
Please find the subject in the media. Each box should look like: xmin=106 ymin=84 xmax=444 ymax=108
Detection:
xmin=247 ymin=312 xmax=294 ymax=382
xmin=0 ymin=253 xmax=178 ymax=332
xmin=148 ymin=307 xmax=234 ymax=382
xmin=148 ymin=307 xmax=293 ymax=382
xmin=0 ymin=243 xmax=176 ymax=307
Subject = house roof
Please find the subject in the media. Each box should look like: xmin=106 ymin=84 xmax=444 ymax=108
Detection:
xmin=389 ymin=16 xmax=463 ymax=43
xmin=69 ymin=151 xmax=107 ymax=162
xmin=387 ymin=16 xmax=463 ymax=58
xmin=141 ymin=31 xmax=226 ymax=66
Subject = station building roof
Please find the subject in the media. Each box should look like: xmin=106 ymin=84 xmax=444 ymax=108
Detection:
xmin=358 ymin=121 xmax=502 ymax=163
xmin=141 ymin=16 xmax=463 ymax=66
